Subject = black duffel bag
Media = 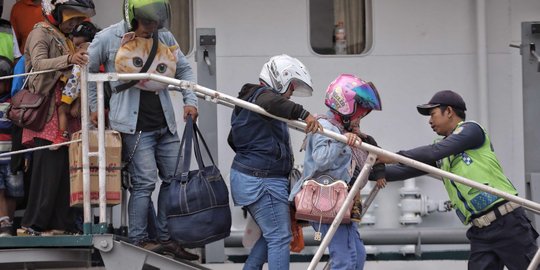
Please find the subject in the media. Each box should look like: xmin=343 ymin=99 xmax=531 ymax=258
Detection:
xmin=167 ymin=117 xmax=231 ymax=248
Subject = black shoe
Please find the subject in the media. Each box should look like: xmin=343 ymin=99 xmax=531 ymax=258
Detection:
xmin=159 ymin=239 xmax=199 ymax=261
xmin=135 ymin=239 xmax=163 ymax=253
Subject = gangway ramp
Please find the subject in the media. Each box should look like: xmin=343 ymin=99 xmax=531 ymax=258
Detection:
xmin=0 ymin=234 xmax=210 ymax=270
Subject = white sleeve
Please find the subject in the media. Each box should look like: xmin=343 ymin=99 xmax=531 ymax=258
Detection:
xmin=12 ymin=28 xmax=22 ymax=58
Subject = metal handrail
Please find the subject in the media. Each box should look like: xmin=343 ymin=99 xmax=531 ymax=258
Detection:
xmin=81 ymin=71 xmax=540 ymax=269
xmin=0 ymin=139 xmax=81 ymax=158
xmin=0 ymin=65 xmax=74 ymax=81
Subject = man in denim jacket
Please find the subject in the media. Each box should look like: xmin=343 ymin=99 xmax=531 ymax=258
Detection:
xmin=87 ymin=0 xmax=198 ymax=260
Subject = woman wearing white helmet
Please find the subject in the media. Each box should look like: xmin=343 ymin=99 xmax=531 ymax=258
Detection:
xmin=258 ymin=54 xmax=314 ymax=98
xmin=228 ymin=54 xmax=322 ymax=270
xmin=290 ymin=74 xmax=386 ymax=270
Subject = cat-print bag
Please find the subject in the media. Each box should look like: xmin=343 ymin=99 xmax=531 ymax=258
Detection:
xmin=115 ymin=32 xmax=178 ymax=92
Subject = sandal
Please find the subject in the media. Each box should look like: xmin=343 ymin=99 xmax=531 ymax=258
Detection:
xmin=17 ymin=227 xmax=42 ymax=236
xmin=54 ymin=229 xmax=83 ymax=236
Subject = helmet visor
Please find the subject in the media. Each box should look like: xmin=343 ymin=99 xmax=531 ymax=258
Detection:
xmin=290 ymin=78 xmax=313 ymax=97
xmin=353 ymin=82 xmax=382 ymax=111
xmin=63 ymin=4 xmax=96 ymax=19
xmin=133 ymin=2 xmax=170 ymax=29
xmin=72 ymin=22 xmax=96 ymax=38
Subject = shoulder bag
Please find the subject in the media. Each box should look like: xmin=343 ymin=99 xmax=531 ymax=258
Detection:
xmin=294 ymin=174 xmax=352 ymax=225
xmin=167 ymin=117 xmax=232 ymax=248
xmin=7 ymin=70 xmax=51 ymax=131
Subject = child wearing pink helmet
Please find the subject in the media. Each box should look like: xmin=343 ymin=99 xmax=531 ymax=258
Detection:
xmin=290 ymin=74 xmax=386 ymax=270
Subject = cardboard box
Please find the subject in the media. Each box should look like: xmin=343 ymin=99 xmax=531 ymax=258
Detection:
xmin=69 ymin=130 xmax=122 ymax=207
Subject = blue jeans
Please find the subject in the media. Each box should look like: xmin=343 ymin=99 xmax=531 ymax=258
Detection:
xmin=311 ymin=222 xmax=366 ymax=270
xmin=0 ymin=164 xmax=24 ymax=198
xmin=243 ymin=193 xmax=292 ymax=270
xmin=122 ymin=127 xmax=180 ymax=243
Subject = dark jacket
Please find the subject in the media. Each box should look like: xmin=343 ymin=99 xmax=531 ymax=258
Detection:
xmin=228 ymin=83 xmax=309 ymax=177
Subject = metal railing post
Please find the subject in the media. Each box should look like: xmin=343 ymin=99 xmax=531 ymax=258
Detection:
xmin=80 ymin=66 xmax=92 ymax=234
xmin=96 ymin=80 xmax=107 ymax=233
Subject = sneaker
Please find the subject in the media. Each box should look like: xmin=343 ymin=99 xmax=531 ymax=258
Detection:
xmin=135 ymin=239 xmax=163 ymax=253
xmin=159 ymin=239 xmax=199 ymax=261
xmin=0 ymin=219 xmax=13 ymax=237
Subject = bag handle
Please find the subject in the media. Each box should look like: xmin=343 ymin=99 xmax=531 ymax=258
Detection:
xmin=174 ymin=116 xmax=195 ymax=182
xmin=173 ymin=117 xmax=218 ymax=180
xmin=191 ymin=122 xmax=217 ymax=169
xmin=314 ymin=186 xmax=339 ymax=212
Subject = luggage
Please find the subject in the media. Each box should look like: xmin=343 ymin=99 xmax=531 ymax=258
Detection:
xmin=167 ymin=117 xmax=231 ymax=248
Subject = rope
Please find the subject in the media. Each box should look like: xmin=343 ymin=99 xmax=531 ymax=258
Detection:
xmin=0 ymin=139 xmax=82 ymax=158
xmin=0 ymin=65 xmax=74 ymax=81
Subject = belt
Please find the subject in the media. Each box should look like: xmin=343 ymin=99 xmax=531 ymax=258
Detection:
xmin=471 ymin=201 xmax=521 ymax=228
xmin=232 ymin=162 xmax=288 ymax=178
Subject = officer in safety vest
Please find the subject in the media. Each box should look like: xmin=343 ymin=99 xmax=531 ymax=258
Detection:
xmin=376 ymin=90 xmax=539 ymax=270
xmin=0 ymin=0 xmax=22 ymax=62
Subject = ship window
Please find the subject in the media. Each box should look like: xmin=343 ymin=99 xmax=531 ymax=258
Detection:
xmin=169 ymin=0 xmax=193 ymax=55
xmin=309 ymin=0 xmax=371 ymax=55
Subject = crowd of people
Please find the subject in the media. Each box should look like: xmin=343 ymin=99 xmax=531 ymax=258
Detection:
xmin=0 ymin=0 xmax=199 ymax=261
xmin=0 ymin=0 xmax=539 ymax=270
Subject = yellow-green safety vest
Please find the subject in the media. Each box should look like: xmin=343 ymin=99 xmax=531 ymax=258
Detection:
xmin=438 ymin=121 xmax=517 ymax=224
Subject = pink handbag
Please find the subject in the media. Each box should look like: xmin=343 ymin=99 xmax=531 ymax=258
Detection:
xmin=294 ymin=177 xmax=352 ymax=225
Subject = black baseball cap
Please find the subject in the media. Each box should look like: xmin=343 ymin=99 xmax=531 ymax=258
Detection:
xmin=416 ymin=90 xmax=467 ymax=115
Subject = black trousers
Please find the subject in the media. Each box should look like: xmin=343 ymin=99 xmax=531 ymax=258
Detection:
xmin=467 ymin=207 xmax=539 ymax=270
xmin=21 ymin=138 xmax=75 ymax=231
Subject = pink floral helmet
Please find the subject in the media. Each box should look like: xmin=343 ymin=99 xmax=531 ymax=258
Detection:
xmin=324 ymin=74 xmax=382 ymax=119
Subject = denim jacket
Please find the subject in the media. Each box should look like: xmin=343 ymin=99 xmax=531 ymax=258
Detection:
xmin=230 ymin=86 xmax=293 ymax=178
xmin=289 ymin=113 xmax=352 ymax=201
xmin=87 ymin=21 xmax=197 ymax=134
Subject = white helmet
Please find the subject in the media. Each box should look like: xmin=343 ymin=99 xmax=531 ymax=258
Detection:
xmin=259 ymin=54 xmax=313 ymax=97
